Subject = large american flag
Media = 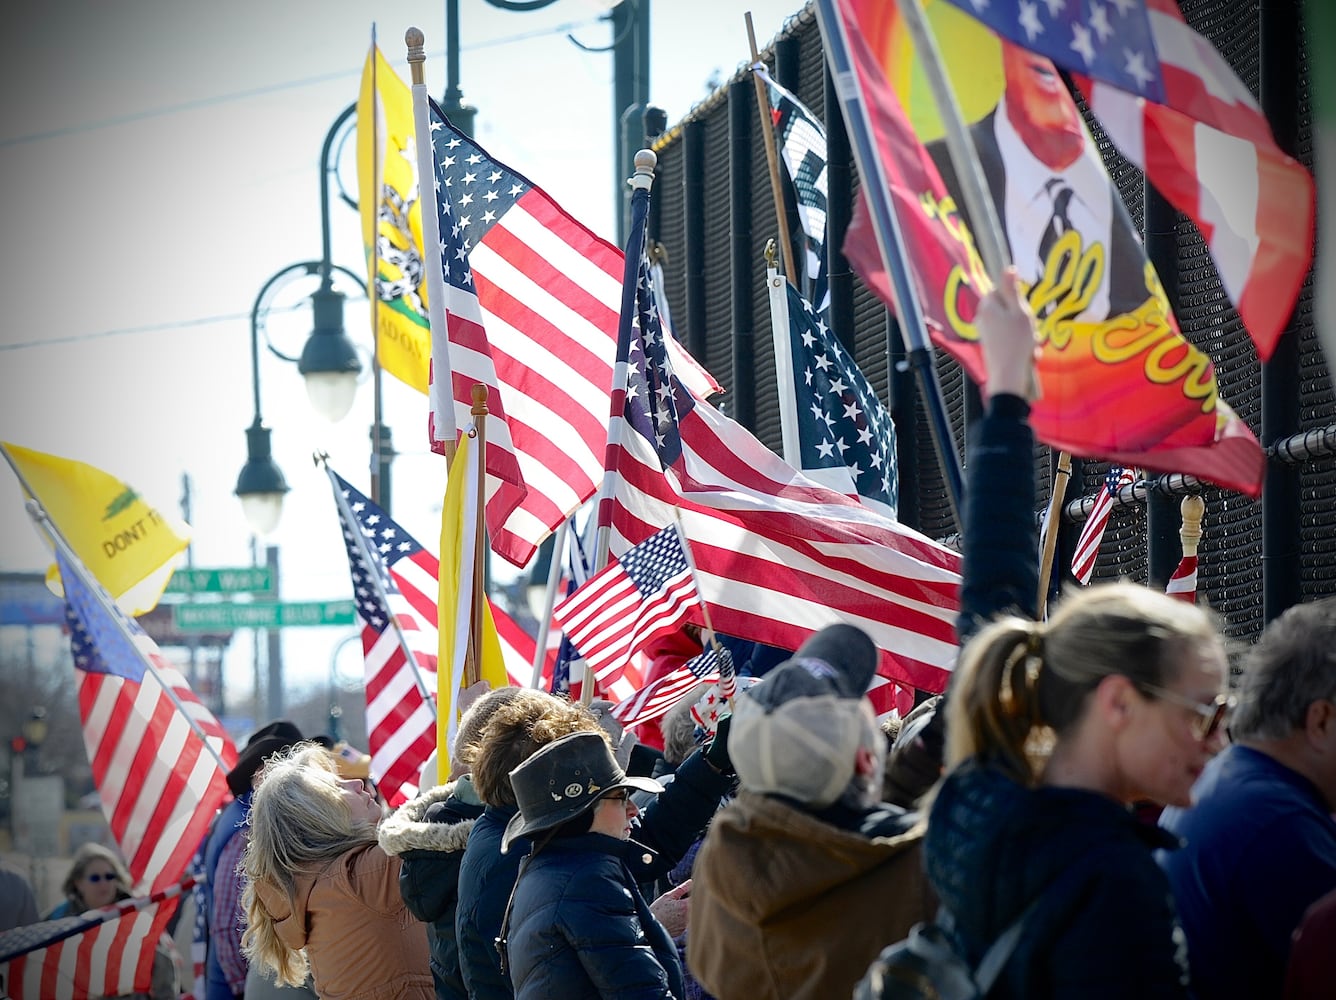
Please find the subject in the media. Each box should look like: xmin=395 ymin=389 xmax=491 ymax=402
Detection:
xmin=327 ymin=468 xmax=533 ymax=804
xmin=0 ymin=876 xmax=193 ymax=1000
xmin=1070 ymin=466 xmax=1137 ymax=584
xmin=423 ymin=100 xmax=718 ymax=569
xmin=604 ymin=184 xmax=962 ymax=695
xmin=553 ymin=524 xmax=700 ymax=688
xmin=57 ymin=550 xmax=234 ymax=895
xmin=940 ymin=0 xmax=1314 ymax=359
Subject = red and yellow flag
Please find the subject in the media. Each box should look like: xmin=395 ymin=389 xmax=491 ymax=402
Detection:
xmin=834 ymin=0 xmax=1264 ymax=496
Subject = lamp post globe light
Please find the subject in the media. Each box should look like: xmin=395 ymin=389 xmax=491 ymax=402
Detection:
xmin=235 ymin=260 xmax=368 ymax=536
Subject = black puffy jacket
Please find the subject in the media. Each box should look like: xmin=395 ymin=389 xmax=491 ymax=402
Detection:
xmin=377 ymin=779 xmax=485 ymax=1000
xmin=456 ymin=749 xmax=730 ymax=1000
xmin=506 ymin=833 xmax=683 ymax=1000
xmin=925 ymin=760 xmax=1190 ymax=999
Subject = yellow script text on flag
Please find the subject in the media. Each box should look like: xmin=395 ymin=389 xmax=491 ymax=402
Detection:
xmin=438 ymin=430 xmax=509 ymax=780
xmin=2 ymin=443 xmax=188 ymax=614
xmin=358 ymin=45 xmax=431 ymax=394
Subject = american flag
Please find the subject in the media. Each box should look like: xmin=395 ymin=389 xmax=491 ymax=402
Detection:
xmin=1071 ymin=466 xmax=1137 ymax=584
xmin=57 ymin=549 xmax=234 ymax=895
xmin=940 ymin=0 xmax=1314 ymax=359
xmin=326 ymin=468 xmax=532 ymax=803
xmin=328 ymin=470 xmax=440 ymax=806
xmin=757 ymin=66 xmax=831 ymax=319
xmin=553 ymin=524 xmax=700 ymax=688
xmin=775 ymin=278 xmax=899 ymax=519
xmin=0 ymin=874 xmax=193 ymax=1000
xmin=423 ymin=100 xmax=718 ymax=569
xmin=611 ymin=645 xmax=723 ymax=730
xmin=605 ymin=180 xmax=962 ymax=695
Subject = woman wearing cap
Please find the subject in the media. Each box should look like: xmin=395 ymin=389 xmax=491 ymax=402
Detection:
xmin=880 ymin=273 xmax=1226 ymax=998
xmin=499 ymin=730 xmax=683 ymax=1000
xmin=240 ymin=744 xmax=433 ymax=1000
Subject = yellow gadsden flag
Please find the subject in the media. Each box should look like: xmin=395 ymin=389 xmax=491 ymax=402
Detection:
xmin=1 ymin=443 xmax=189 ymax=614
xmin=438 ymin=429 xmax=509 ymax=781
xmin=357 ymin=44 xmax=431 ymax=395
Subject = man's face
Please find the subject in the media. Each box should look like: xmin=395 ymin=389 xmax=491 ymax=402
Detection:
xmin=1000 ymin=40 xmax=1083 ymax=140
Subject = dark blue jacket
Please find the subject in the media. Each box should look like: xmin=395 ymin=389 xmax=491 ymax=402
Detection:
xmin=1158 ymin=745 xmax=1336 ymax=999
xmin=926 ymin=760 xmax=1190 ymax=999
xmin=506 ymin=833 xmax=683 ymax=1000
xmin=456 ymin=749 xmax=729 ymax=1000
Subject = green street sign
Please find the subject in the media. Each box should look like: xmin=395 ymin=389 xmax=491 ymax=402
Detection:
xmin=164 ymin=567 xmax=274 ymax=595
xmin=171 ymin=600 xmax=356 ymax=632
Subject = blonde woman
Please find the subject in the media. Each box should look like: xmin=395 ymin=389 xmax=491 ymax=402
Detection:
xmin=241 ymin=744 xmax=433 ymax=1000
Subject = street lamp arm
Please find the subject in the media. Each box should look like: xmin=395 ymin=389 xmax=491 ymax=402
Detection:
xmin=320 ymin=102 xmax=358 ymax=284
xmin=249 ymin=261 xmax=322 ymax=417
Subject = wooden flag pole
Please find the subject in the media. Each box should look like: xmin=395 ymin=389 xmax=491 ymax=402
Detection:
xmin=466 ymin=383 xmax=489 ymax=689
xmin=746 ymin=12 xmax=798 ymax=286
xmin=1036 ymin=451 xmax=1073 ymax=618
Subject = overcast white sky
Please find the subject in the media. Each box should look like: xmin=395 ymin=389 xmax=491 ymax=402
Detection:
xmin=0 ymin=0 xmax=804 ymax=719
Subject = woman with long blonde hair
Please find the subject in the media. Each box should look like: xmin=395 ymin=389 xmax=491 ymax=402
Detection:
xmin=241 ymin=744 xmax=432 ymax=1000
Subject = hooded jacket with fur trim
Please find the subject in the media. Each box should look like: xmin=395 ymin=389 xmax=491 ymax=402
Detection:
xmin=378 ymin=779 xmax=484 ymax=1000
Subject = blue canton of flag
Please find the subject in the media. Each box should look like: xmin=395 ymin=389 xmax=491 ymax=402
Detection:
xmin=757 ymin=67 xmax=831 ymax=320
xmin=943 ymin=0 xmax=1164 ymax=101
xmin=788 ymin=283 xmax=899 ymax=518
xmin=552 ymin=524 xmax=699 ymax=686
xmin=333 ymin=473 xmax=428 ymax=633
xmin=65 ymin=569 xmax=148 ymax=683
xmin=622 ymin=248 xmax=692 ymax=470
xmin=428 ymin=102 xmax=530 ymax=297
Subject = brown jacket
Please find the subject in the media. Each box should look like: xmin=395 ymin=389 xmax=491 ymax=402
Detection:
xmin=688 ymin=791 xmax=934 ymax=1000
xmin=255 ymin=843 xmax=433 ymax=1000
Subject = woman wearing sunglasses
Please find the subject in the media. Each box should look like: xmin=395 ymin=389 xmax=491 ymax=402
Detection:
xmin=49 ymin=843 xmax=132 ymax=918
xmin=906 ymin=273 xmax=1231 ymax=999
xmin=49 ymin=843 xmax=181 ymax=999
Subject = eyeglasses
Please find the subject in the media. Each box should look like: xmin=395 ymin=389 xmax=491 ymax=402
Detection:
xmin=84 ymin=872 xmax=118 ymax=883
xmin=1136 ymin=682 xmax=1236 ymax=741
xmin=600 ymin=791 xmax=630 ymax=805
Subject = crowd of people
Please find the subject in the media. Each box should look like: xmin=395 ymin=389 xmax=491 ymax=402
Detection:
xmin=6 ymin=273 xmax=1335 ymax=1000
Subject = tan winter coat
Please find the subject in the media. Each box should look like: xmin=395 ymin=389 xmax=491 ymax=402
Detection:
xmin=254 ymin=842 xmax=433 ymax=1000
xmin=688 ymin=790 xmax=934 ymax=1000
